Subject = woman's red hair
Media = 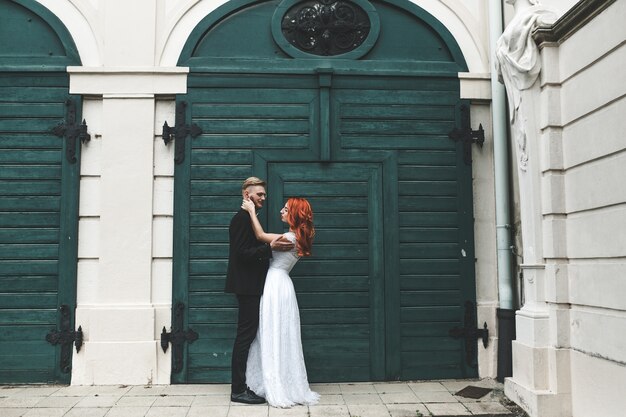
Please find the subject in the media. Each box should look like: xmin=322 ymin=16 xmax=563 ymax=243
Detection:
xmin=286 ymin=197 xmax=315 ymax=257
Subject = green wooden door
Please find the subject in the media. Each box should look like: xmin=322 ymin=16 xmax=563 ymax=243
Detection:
xmin=172 ymin=0 xmax=478 ymax=383
xmin=173 ymin=78 xmax=322 ymax=383
xmin=267 ymin=162 xmax=387 ymax=382
xmin=331 ymin=81 xmax=477 ymax=379
xmin=173 ymin=73 xmax=477 ymax=382
xmin=0 ymin=0 xmax=81 ymax=384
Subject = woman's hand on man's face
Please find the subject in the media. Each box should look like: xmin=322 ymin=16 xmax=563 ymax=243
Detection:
xmin=242 ymin=198 xmax=255 ymax=213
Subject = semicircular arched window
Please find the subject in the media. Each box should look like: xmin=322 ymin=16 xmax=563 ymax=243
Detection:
xmin=272 ymin=0 xmax=380 ymax=59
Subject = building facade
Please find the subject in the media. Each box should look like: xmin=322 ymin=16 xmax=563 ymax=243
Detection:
xmin=1 ymin=0 xmax=624 ymax=416
xmin=500 ymin=1 xmax=626 ymax=416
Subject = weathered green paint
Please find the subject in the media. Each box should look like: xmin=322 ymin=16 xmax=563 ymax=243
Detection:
xmin=179 ymin=0 xmax=467 ymax=74
xmin=267 ymin=162 xmax=388 ymax=381
xmin=173 ymin=0 xmax=477 ymax=383
xmin=0 ymin=0 xmax=81 ymax=384
xmin=0 ymin=0 xmax=80 ymax=70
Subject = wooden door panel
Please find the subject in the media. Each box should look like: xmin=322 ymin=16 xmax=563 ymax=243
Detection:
xmin=179 ymin=82 xmax=320 ymax=383
xmin=176 ymin=73 xmax=477 ymax=382
xmin=0 ymin=74 xmax=79 ymax=384
xmin=267 ymin=162 xmax=385 ymax=382
xmin=1 ymin=0 xmax=82 ymax=383
xmin=333 ymin=85 xmax=476 ymax=379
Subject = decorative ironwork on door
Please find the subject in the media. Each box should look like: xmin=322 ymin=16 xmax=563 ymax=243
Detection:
xmin=162 ymin=101 xmax=202 ymax=165
xmin=448 ymin=104 xmax=484 ymax=165
xmin=281 ymin=0 xmax=371 ymax=55
xmin=45 ymin=304 xmax=83 ymax=374
xmin=51 ymin=99 xmax=90 ymax=164
xmin=161 ymin=302 xmax=199 ymax=374
xmin=449 ymin=301 xmax=489 ymax=368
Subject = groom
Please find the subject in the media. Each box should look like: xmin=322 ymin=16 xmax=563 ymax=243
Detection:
xmin=225 ymin=177 xmax=294 ymax=404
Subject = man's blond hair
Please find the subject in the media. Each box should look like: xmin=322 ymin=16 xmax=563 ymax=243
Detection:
xmin=241 ymin=177 xmax=266 ymax=192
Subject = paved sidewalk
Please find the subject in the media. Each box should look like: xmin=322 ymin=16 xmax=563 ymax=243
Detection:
xmin=0 ymin=378 xmax=527 ymax=417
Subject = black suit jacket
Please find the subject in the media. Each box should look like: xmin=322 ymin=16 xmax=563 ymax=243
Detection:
xmin=225 ymin=209 xmax=272 ymax=295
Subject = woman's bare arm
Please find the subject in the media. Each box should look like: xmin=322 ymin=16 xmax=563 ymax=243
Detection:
xmin=242 ymin=199 xmax=283 ymax=243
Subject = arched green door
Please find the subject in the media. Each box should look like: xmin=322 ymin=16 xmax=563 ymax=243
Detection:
xmin=172 ymin=0 xmax=478 ymax=383
xmin=0 ymin=0 xmax=82 ymax=383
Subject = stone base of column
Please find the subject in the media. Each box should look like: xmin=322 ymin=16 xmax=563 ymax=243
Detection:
xmin=505 ymin=339 xmax=572 ymax=417
xmin=505 ymin=375 xmax=572 ymax=417
xmin=71 ymin=341 xmax=160 ymax=385
xmin=71 ymin=306 xmax=171 ymax=385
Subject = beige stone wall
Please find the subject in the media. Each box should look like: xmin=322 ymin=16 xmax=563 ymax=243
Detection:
xmin=554 ymin=1 xmax=626 ymax=416
xmin=505 ymin=1 xmax=626 ymax=416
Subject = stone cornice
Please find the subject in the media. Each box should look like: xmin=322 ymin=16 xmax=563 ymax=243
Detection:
xmin=67 ymin=67 xmax=189 ymax=95
xmin=533 ymin=0 xmax=617 ymax=48
xmin=458 ymin=72 xmax=492 ymax=101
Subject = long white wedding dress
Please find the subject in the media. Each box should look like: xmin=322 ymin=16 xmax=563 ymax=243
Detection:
xmin=245 ymin=232 xmax=320 ymax=408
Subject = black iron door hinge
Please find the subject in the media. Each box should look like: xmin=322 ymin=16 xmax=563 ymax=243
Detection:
xmin=52 ymin=99 xmax=90 ymax=164
xmin=448 ymin=104 xmax=484 ymax=165
xmin=162 ymin=101 xmax=202 ymax=165
xmin=449 ymin=301 xmax=488 ymax=368
xmin=161 ymin=302 xmax=199 ymax=373
xmin=45 ymin=304 xmax=83 ymax=374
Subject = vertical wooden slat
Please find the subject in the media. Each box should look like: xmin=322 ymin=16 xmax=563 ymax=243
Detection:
xmin=317 ymin=69 xmax=332 ymax=161
xmin=382 ymin=153 xmax=401 ymax=379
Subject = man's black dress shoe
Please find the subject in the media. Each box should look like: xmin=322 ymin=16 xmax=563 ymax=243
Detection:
xmin=230 ymin=389 xmax=266 ymax=404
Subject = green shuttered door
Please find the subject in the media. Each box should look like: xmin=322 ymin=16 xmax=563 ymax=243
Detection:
xmin=173 ymin=73 xmax=477 ymax=382
xmin=334 ymin=85 xmax=476 ymax=379
xmin=268 ymin=162 xmax=387 ymax=382
xmin=0 ymin=0 xmax=81 ymax=383
xmin=0 ymin=74 xmax=80 ymax=384
xmin=173 ymin=0 xmax=477 ymax=383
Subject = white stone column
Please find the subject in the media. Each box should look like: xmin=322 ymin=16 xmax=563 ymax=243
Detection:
xmin=495 ymin=1 xmax=572 ymax=415
xmin=505 ymin=48 xmax=573 ymax=417
xmin=507 ymin=82 xmax=553 ymax=400
xmin=69 ymin=69 xmax=187 ymax=385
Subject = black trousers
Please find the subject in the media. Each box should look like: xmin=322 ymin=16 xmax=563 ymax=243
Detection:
xmin=231 ymin=294 xmax=261 ymax=394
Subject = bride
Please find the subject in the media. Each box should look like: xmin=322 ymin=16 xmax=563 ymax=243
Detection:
xmin=241 ymin=197 xmax=320 ymax=408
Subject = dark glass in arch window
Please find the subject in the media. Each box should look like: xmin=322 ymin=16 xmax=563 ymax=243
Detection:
xmin=281 ymin=0 xmax=371 ymax=56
